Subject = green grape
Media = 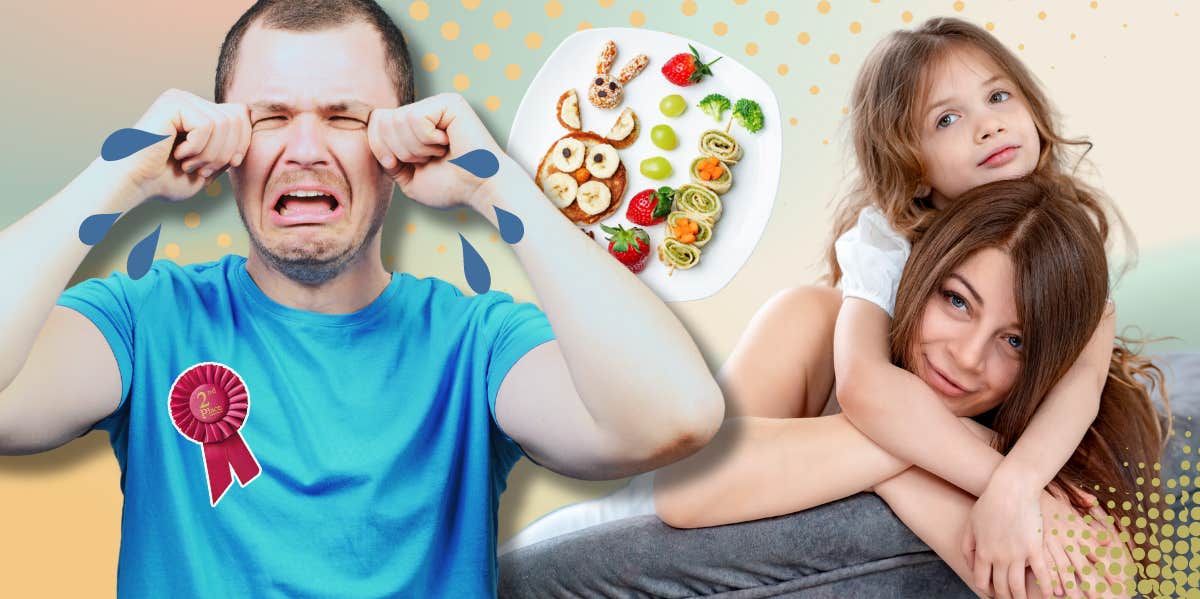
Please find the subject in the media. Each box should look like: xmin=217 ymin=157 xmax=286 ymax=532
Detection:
xmin=659 ymin=94 xmax=686 ymax=117
xmin=640 ymin=157 xmax=673 ymax=180
xmin=650 ymin=125 xmax=678 ymax=150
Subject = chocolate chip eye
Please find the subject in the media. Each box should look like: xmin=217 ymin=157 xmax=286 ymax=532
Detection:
xmin=562 ymin=148 xmax=572 ymax=158
xmin=597 ymin=90 xmax=607 ymax=98
xmin=595 ymin=77 xmax=604 ymax=85
xmin=593 ymin=153 xmax=604 ymax=163
xmin=608 ymin=82 xmax=617 ymax=90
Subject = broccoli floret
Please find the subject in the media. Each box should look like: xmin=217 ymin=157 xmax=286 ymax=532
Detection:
xmin=697 ymin=94 xmax=732 ymax=122
xmin=733 ymin=98 xmax=765 ymax=133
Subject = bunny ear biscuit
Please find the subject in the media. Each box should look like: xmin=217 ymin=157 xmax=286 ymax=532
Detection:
xmin=597 ymin=40 xmax=618 ymax=74
xmin=617 ymin=54 xmax=650 ymax=84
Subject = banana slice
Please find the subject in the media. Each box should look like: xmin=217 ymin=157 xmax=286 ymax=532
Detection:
xmin=576 ymin=180 xmax=612 ymax=215
xmin=605 ymin=107 xmax=638 ymax=148
xmin=585 ymin=143 xmax=619 ymax=179
xmin=557 ymin=89 xmax=582 ymax=131
xmin=541 ymin=172 xmax=578 ymax=209
xmin=551 ymin=138 xmax=586 ymax=172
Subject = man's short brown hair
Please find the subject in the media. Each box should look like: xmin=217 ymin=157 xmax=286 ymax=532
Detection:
xmin=215 ymin=0 xmax=415 ymax=106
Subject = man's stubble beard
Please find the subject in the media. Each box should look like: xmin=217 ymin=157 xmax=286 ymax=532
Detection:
xmin=238 ymin=196 xmax=391 ymax=286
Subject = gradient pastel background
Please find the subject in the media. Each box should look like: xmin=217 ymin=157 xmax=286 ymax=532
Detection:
xmin=1 ymin=0 xmax=1197 ymax=595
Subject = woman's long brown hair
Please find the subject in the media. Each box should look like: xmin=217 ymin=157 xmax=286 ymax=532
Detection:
xmin=889 ymin=176 xmax=1170 ymax=563
xmin=825 ymin=16 xmax=1132 ymax=285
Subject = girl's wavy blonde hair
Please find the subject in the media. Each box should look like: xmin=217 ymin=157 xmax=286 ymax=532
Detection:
xmin=826 ymin=17 xmax=1133 ymax=284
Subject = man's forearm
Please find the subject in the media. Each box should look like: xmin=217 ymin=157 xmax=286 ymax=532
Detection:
xmin=0 ymin=159 xmax=141 ymax=390
xmin=474 ymin=155 xmax=723 ymax=450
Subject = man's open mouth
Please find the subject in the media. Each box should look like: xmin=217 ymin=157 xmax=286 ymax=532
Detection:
xmin=274 ymin=190 xmax=340 ymax=216
xmin=269 ymin=188 xmax=345 ymax=226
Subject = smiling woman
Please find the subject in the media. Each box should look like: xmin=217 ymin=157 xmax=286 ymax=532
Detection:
xmin=501 ymin=175 xmax=1170 ymax=597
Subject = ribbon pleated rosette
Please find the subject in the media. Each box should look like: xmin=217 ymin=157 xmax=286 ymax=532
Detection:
xmin=169 ymin=362 xmax=261 ymax=506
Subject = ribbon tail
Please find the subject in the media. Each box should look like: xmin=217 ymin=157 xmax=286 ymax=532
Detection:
xmin=223 ymin=433 xmax=262 ymax=486
xmin=203 ymin=442 xmax=234 ymax=506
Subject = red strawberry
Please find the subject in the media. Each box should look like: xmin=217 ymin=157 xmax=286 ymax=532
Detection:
xmin=661 ymin=45 xmax=722 ymax=87
xmin=626 ymin=186 xmax=675 ymax=226
xmin=601 ymin=224 xmax=651 ymax=273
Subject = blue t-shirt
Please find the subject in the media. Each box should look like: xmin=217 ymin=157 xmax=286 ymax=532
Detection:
xmin=57 ymin=255 xmax=555 ymax=598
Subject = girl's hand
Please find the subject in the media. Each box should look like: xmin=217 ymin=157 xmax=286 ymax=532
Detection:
xmin=1038 ymin=487 xmax=1121 ymax=599
xmin=963 ymin=473 xmax=1051 ymax=599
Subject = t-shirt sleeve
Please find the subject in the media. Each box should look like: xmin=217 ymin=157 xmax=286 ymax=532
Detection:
xmin=55 ymin=273 xmax=136 ymax=433
xmin=834 ymin=206 xmax=912 ymax=318
xmin=483 ymin=296 xmax=555 ymax=430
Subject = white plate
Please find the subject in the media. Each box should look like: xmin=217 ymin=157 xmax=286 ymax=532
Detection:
xmin=507 ymin=27 xmax=781 ymax=302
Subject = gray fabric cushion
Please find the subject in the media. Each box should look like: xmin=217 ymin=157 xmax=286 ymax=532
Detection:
xmin=499 ymin=352 xmax=1200 ymax=598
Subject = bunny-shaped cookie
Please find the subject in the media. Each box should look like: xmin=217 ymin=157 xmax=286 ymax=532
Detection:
xmin=588 ymin=40 xmax=648 ymax=109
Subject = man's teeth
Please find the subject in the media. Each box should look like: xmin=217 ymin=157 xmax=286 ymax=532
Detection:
xmin=286 ymin=190 xmax=326 ymax=198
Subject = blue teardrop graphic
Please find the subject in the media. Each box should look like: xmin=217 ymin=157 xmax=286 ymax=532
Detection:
xmin=494 ymin=207 xmax=525 ymax=244
xmin=127 ymin=225 xmax=162 ymax=280
xmin=78 ymin=212 xmax=123 ymax=245
xmin=448 ymin=149 xmax=500 ymax=178
xmin=460 ymin=234 xmax=491 ymax=294
xmin=101 ymin=128 xmax=171 ymax=161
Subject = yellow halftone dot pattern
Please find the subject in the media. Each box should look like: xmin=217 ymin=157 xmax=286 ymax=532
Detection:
xmin=829 ymin=53 xmax=840 ymax=65
xmin=1038 ymin=11 xmax=1047 ymax=20
xmin=205 ymin=181 xmax=222 ymax=197
xmin=409 ymin=1 xmax=430 ymax=21
xmin=777 ymin=64 xmax=789 ymax=76
xmin=578 ymin=21 xmax=592 ymax=30
xmin=745 ymin=42 xmax=758 ymax=56
xmin=491 ymin=233 xmax=500 ymax=242
xmin=630 ymin=11 xmax=646 ymax=27
xmin=493 ymin=10 xmax=512 ymax=29
xmin=798 ymin=31 xmax=811 ymax=44
xmin=441 ymin=21 xmax=460 ymax=41
xmin=986 ymin=22 xmax=995 ymax=31
xmin=734 ymin=0 xmax=747 ymax=5
xmin=184 ymin=212 xmax=200 ymax=228
xmin=505 ymin=64 xmax=522 ymax=80
xmin=954 ymin=1 xmax=965 ymax=12
xmin=682 ymin=1 xmax=697 ymax=17
xmin=405 ymin=223 xmax=417 ymax=234
xmin=902 ymin=11 xmax=914 ymax=23
xmin=714 ymin=22 xmax=728 ymax=36
xmin=456 ymin=211 xmax=469 ymax=223
xmin=473 ymin=43 xmax=490 ymax=60
xmin=453 ymin=74 xmax=470 ymax=91
xmin=597 ymin=0 xmax=614 ymax=7
xmin=1018 ymin=43 xmax=1025 ymax=50
xmin=849 ymin=22 xmax=862 ymax=34
xmin=217 ymin=233 xmax=232 ymax=248
xmin=1071 ymin=33 xmax=1077 ymax=40
xmin=545 ymin=0 xmax=563 ymax=18
xmin=437 ymin=244 xmax=447 ymax=253
xmin=810 ymin=85 xmax=820 ymax=95
xmin=525 ymin=32 xmax=543 ymax=49
xmin=461 ymin=0 xmax=479 ymax=10
xmin=765 ymin=10 xmax=780 ymax=25
xmin=484 ymin=96 xmax=501 ymax=111
xmin=841 ymin=105 xmax=850 ymax=115
xmin=789 ymin=117 xmax=798 ymax=126
xmin=164 ymin=243 xmax=180 ymax=259
xmin=421 ymin=52 xmax=439 ymax=71
xmin=817 ymin=1 xmax=831 ymax=15
xmin=1090 ymin=1 xmax=1098 ymax=7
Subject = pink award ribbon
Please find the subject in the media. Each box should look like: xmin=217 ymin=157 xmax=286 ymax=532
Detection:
xmin=168 ymin=362 xmax=261 ymax=506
